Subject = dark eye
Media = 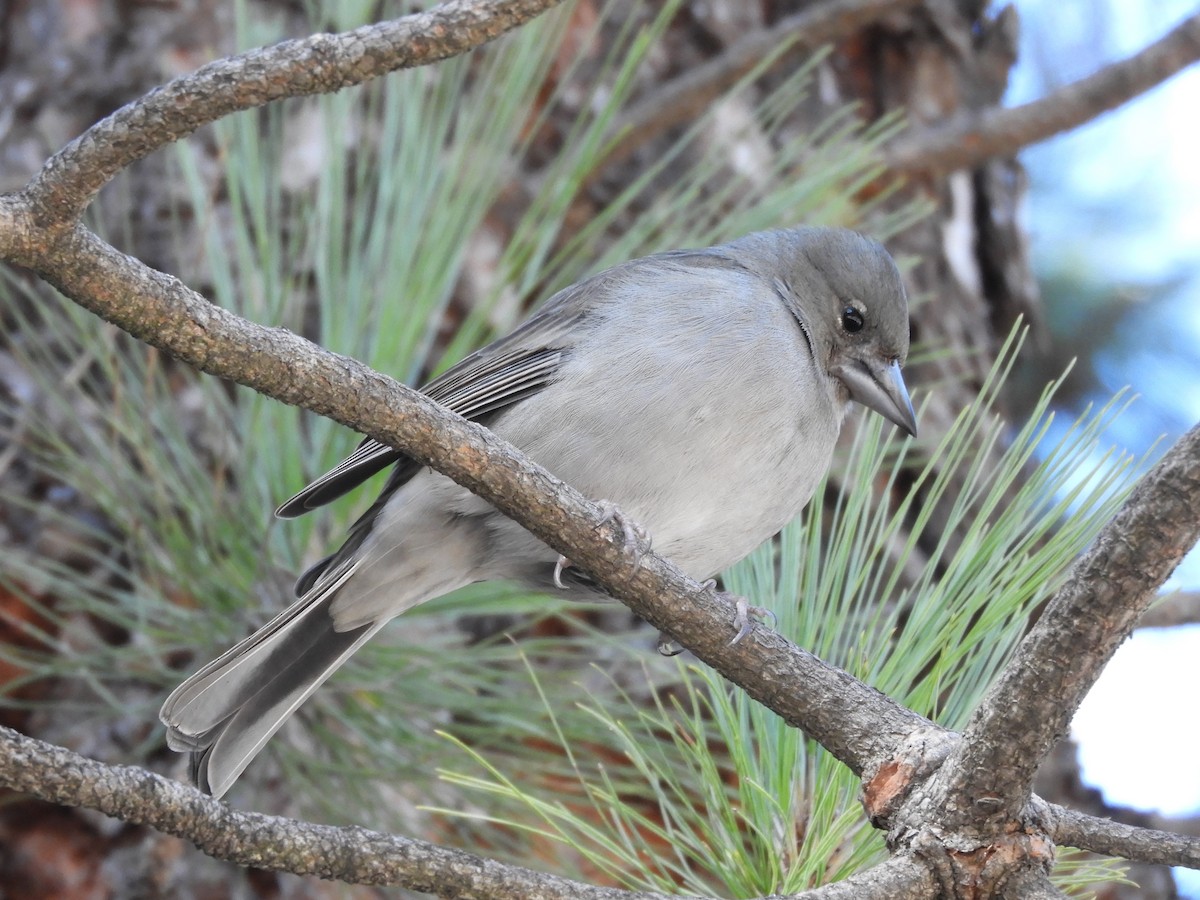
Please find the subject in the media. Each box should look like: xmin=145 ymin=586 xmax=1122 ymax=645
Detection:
xmin=841 ymin=306 xmax=865 ymax=333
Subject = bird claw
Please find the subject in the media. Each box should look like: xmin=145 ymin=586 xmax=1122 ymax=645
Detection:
xmin=553 ymin=555 xmax=571 ymax=589
xmin=552 ymin=502 xmax=650 ymax=589
xmin=729 ymin=596 xmax=776 ymax=646
xmin=596 ymin=500 xmax=651 ymax=575
xmin=656 ymin=632 xmax=685 ymax=656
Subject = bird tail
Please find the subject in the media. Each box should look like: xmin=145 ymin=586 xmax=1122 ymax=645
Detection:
xmin=159 ymin=565 xmax=384 ymax=799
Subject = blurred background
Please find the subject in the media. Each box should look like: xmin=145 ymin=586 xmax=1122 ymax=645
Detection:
xmin=1008 ymin=2 xmax=1200 ymax=895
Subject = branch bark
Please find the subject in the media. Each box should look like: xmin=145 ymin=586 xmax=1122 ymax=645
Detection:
xmin=1052 ymin=806 xmax=1200 ymax=869
xmin=886 ymin=11 xmax=1200 ymax=173
xmin=0 ymin=725 xmax=666 ymax=896
xmin=0 ymin=725 xmax=941 ymax=896
xmin=928 ymin=423 xmax=1200 ymax=827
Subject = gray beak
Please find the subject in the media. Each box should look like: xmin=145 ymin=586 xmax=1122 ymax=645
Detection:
xmin=832 ymin=358 xmax=917 ymax=437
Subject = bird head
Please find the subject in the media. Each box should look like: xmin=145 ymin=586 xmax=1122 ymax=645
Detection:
xmin=734 ymin=227 xmax=918 ymax=437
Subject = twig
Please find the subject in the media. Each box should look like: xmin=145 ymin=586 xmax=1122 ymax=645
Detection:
xmin=1137 ymin=590 xmax=1200 ymax=629
xmin=928 ymin=423 xmax=1200 ymax=827
xmin=1052 ymin=805 xmax=1200 ymax=869
xmin=886 ymin=11 xmax=1200 ymax=173
xmin=0 ymin=723 xmax=940 ymax=894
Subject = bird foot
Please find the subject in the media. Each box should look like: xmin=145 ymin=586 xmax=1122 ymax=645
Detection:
xmin=595 ymin=500 xmax=651 ymax=572
xmin=553 ymin=502 xmax=650 ymax=589
xmin=656 ymin=632 xmax=685 ymax=656
xmin=729 ymin=594 xmax=777 ymax=646
xmin=655 ymin=585 xmax=775 ymax=654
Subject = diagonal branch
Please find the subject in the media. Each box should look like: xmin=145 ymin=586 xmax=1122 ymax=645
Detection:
xmin=590 ymin=0 xmax=921 ymax=183
xmin=1051 ymin=805 xmax=1200 ymax=869
xmin=930 ymin=423 xmax=1200 ymax=826
xmin=19 ymin=0 xmax=564 ymax=229
xmin=886 ymin=11 xmax=1200 ymax=173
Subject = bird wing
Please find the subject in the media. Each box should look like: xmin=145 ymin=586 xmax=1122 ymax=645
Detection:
xmin=274 ymin=280 xmax=593 ymax=519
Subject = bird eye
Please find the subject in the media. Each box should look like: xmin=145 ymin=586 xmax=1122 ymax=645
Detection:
xmin=841 ymin=306 xmax=865 ymax=333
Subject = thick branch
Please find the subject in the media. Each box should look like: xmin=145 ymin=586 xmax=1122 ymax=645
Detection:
xmin=786 ymin=855 xmax=935 ymax=899
xmin=592 ymin=0 xmax=921 ymax=182
xmin=886 ymin=11 xmax=1200 ymax=173
xmin=931 ymin=424 xmax=1200 ymax=826
xmin=20 ymin=222 xmax=926 ymax=779
xmin=20 ymin=0 xmax=563 ymax=229
xmin=1052 ymin=805 xmax=1200 ymax=869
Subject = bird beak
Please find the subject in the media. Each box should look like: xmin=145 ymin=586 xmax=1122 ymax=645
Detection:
xmin=832 ymin=357 xmax=917 ymax=437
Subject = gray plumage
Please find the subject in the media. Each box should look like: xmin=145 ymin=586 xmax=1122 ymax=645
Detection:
xmin=159 ymin=226 xmax=917 ymax=798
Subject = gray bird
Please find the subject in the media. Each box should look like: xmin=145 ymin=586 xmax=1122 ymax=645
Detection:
xmin=160 ymin=226 xmax=917 ymax=798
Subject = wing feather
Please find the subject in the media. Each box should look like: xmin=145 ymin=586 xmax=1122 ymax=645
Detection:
xmin=274 ymin=283 xmax=590 ymax=519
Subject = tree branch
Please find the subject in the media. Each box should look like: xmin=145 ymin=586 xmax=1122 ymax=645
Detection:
xmin=1052 ymin=805 xmax=1200 ymax=869
xmin=19 ymin=0 xmax=564 ymax=230
xmin=590 ymin=0 xmax=921 ymax=184
xmin=928 ymin=423 xmax=1200 ymax=826
xmin=1137 ymin=590 xmax=1200 ymax=629
xmin=886 ymin=11 xmax=1200 ymax=173
xmin=779 ymin=855 xmax=936 ymax=899
xmin=0 ymin=725 xmax=667 ymax=896
xmin=0 ymin=725 xmax=942 ymax=895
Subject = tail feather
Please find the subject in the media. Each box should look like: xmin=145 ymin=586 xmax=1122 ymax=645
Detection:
xmin=184 ymin=619 xmax=383 ymax=797
xmin=159 ymin=560 xmax=385 ymax=798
